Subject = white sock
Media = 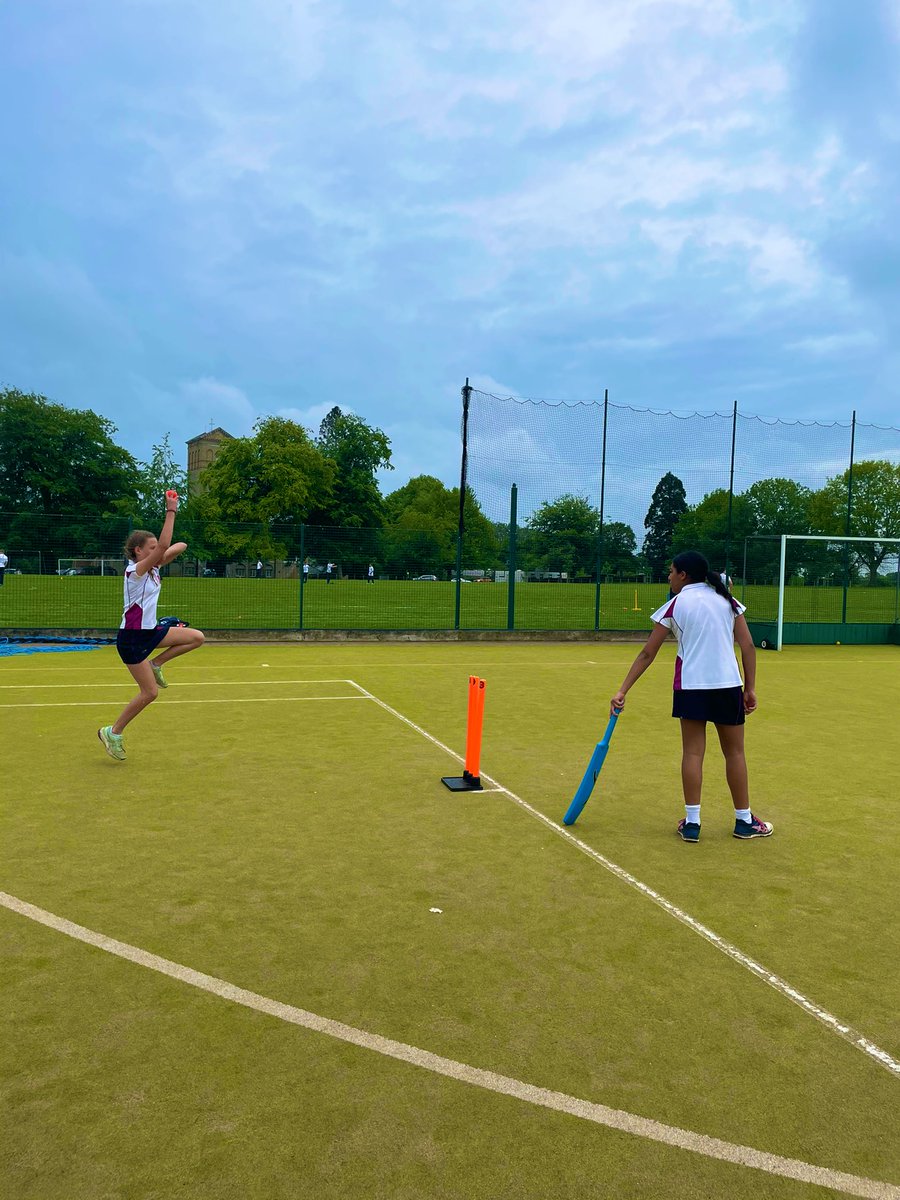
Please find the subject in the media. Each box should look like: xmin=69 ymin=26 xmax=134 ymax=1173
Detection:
xmin=685 ymin=805 xmax=701 ymax=825
xmin=735 ymin=808 xmax=751 ymax=824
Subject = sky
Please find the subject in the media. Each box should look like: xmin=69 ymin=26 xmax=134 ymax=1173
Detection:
xmin=2 ymin=0 xmax=900 ymax=510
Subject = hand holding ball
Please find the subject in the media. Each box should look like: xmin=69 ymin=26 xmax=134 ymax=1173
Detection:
xmin=165 ymin=489 xmax=179 ymax=513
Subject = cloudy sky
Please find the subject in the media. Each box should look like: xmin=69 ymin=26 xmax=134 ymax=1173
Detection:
xmin=2 ymin=0 xmax=899 ymax=504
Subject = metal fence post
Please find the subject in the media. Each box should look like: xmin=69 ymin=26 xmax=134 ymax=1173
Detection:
xmin=507 ymin=483 xmax=518 ymax=631
xmin=841 ymin=411 xmax=856 ymax=624
xmin=298 ymin=523 xmax=306 ymax=630
xmin=454 ymin=379 xmax=471 ymax=631
xmin=594 ymin=389 xmax=609 ymax=631
xmin=725 ymin=400 xmax=737 ymax=579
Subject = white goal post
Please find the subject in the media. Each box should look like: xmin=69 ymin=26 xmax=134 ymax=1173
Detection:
xmin=56 ymin=557 xmax=123 ymax=577
xmin=760 ymin=535 xmax=900 ymax=651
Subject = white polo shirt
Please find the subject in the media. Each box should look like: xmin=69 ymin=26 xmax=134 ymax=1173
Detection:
xmin=121 ymin=563 xmax=161 ymax=630
xmin=651 ymin=583 xmax=746 ymax=691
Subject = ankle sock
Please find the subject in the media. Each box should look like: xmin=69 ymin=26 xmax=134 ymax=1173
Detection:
xmin=685 ymin=805 xmax=701 ymax=826
xmin=735 ymin=808 xmax=751 ymax=824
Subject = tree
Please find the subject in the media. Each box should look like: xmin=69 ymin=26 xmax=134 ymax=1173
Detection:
xmin=809 ymin=460 xmax=900 ymax=581
xmin=314 ymin=407 xmax=393 ymax=528
xmin=671 ymin=488 xmax=753 ymax=571
xmin=131 ymin=434 xmax=189 ymax=530
xmin=642 ymin=473 xmax=687 ymax=579
xmin=599 ymin=521 xmax=640 ymax=578
xmin=194 ymin=417 xmax=336 ymax=560
xmin=381 ymin=476 xmax=498 ymax=577
xmin=0 ymin=387 xmax=138 ymax=514
xmin=742 ymin=478 xmax=815 ymax=581
xmin=526 ymin=494 xmax=600 ymax=578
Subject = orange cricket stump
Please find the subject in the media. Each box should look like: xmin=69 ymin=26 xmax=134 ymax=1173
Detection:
xmin=442 ymin=675 xmax=486 ymax=791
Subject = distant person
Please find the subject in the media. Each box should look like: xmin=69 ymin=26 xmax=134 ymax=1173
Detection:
xmin=719 ymin=569 xmax=733 ymax=592
xmin=302 ymin=557 xmax=310 ymax=584
xmin=256 ymin=559 xmax=263 ymax=578
xmin=610 ymin=550 xmax=772 ymax=844
xmin=98 ymin=491 xmax=204 ymax=762
xmin=326 ymin=561 xmax=334 ymax=583
xmin=0 ymin=548 xmax=7 ymax=586
xmin=367 ymin=563 xmax=375 ymax=584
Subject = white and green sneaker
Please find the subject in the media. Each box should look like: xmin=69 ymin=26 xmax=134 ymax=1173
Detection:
xmin=151 ymin=662 xmax=168 ymax=689
xmin=98 ymin=726 xmax=126 ymax=760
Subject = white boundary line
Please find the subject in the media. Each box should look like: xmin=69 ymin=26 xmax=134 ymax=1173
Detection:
xmin=345 ymin=680 xmax=900 ymax=1080
xmin=0 ymin=679 xmax=355 ymax=690
xmin=0 ymin=697 xmax=368 ymax=709
xmin=0 ymin=891 xmax=896 ymax=1199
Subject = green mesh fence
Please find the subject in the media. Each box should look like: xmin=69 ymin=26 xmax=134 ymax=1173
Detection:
xmin=462 ymin=389 xmax=900 ymax=639
xmin=1 ymin=395 xmax=899 ymax=638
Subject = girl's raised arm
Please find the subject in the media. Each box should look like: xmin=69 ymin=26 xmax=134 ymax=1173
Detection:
xmin=134 ymin=492 xmax=178 ymax=576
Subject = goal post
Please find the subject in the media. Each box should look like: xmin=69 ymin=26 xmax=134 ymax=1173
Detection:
xmin=742 ymin=534 xmax=900 ymax=650
xmin=56 ymin=557 xmax=123 ymax=577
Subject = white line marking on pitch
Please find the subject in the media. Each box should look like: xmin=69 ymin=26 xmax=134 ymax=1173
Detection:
xmin=0 ymin=679 xmax=355 ymax=690
xmin=345 ymin=680 xmax=900 ymax=1080
xmin=0 ymin=892 xmax=895 ymax=1199
xmin=0 ymin=696 xmax=368 ymax=709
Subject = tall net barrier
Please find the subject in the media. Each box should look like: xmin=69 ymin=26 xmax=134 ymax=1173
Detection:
xmin=462 ymin=389 xmax=900 ymax=640
xmin=1 ymin=398 xmax=898 ymax=639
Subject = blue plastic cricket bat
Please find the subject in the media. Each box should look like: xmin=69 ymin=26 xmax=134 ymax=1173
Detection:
xmin=562 ymin=712 xmax=620 ymax=826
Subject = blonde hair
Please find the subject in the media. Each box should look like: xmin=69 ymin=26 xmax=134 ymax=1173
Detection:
xmin=124 ymin=530 xmax=155 ymax=561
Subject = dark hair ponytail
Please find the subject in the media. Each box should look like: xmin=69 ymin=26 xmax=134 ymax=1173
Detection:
xmin=671 ymin=549 xmax=732 ymax=600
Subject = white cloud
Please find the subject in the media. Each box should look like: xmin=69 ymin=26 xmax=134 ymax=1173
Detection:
xmin=178 ymin=378 xmax=257 ymax=435
xmin=787 ymin=331 xmax=879 ymax=356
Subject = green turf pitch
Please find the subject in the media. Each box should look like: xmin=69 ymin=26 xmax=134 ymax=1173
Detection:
xmin=1 ymin=643 xmax=898 ymax=1199
xmin=1 ymin=574 xmax=898 ymax=630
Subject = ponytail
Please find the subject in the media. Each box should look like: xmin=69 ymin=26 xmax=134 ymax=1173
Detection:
xmin=672 ymin=550 xmax=733 ymax=600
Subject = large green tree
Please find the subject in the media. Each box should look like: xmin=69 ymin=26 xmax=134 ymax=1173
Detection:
xmin=194 ymin=417 xmax=336 ymax=560
xmin=642 ymin=473 xmax=687 ymax=579
xmin=0 ymin=387 xmax=137 ymax=514
xmin=0 ymin=388 xmax=137 ymax=569
xmin=314 ymin=407 xmax=393 ymax=528
xmin=809 ymin=460 xmax=900 ymax=581
xmin=599 ymin=521 xmax=640 ymax=578
xmin=382 ymin=476 xmax=498 ymax=577
xmin=742 ymin=478 xmax=815 ymax=580
xmin=671 ymin=488 xmax=754 ymax=571
xmin=526 ymin=494 xmax=600 ymax=578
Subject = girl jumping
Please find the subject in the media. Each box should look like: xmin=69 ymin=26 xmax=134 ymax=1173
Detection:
xmin=610 ymin=550 xmax=772 ymax=842
xmin=98 ymin=492 xmax=204 ymax=760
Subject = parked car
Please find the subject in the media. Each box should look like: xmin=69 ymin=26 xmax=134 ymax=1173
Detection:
xmin=414 ymin=574 xmax=438 ymax=581
xmin=202 ymin=567 xmax=216 ymax=577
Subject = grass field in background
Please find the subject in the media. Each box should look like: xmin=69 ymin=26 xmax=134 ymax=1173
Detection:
xmin=1 ymin=641 xmax=898 ymax=1199
xmin=1 ymin=574 xmax=899 ymax=630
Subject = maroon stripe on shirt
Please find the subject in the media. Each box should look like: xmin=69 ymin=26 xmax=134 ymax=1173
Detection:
xmin=123 ymin=603 xmax=142 ymax=630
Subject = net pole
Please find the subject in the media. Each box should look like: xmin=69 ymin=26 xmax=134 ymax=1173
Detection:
xmin=724 ymin=401 xmax=737 ymax=580
xmin=298 ymin=523 xmax=306 ymax=631
xmin=776 ymin=534 xmax=787 ymax=651
xmin=594 ymin=389 xmax=608 ymax=632
xmin=454 ymin=379 xmax=471 ymax=632
xmin=741 ymin=536 xmax=748 ymax=604
xmin=841 ymin=410 xmax=856 ymax=625
xmin=507 ymin=484 xmax=518 ymax=631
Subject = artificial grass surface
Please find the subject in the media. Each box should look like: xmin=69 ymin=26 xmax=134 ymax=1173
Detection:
xmin=1 ymin=575 xmax=899 ymax=630
xmin=2 ymin=642 xmax=899 ymax=1198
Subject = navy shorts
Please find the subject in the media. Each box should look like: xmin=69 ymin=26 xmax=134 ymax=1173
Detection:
xmin=116 ymin=626 xmax=169 ymax=665
xmin=672 ymin=686 xmax=745 ymax=725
